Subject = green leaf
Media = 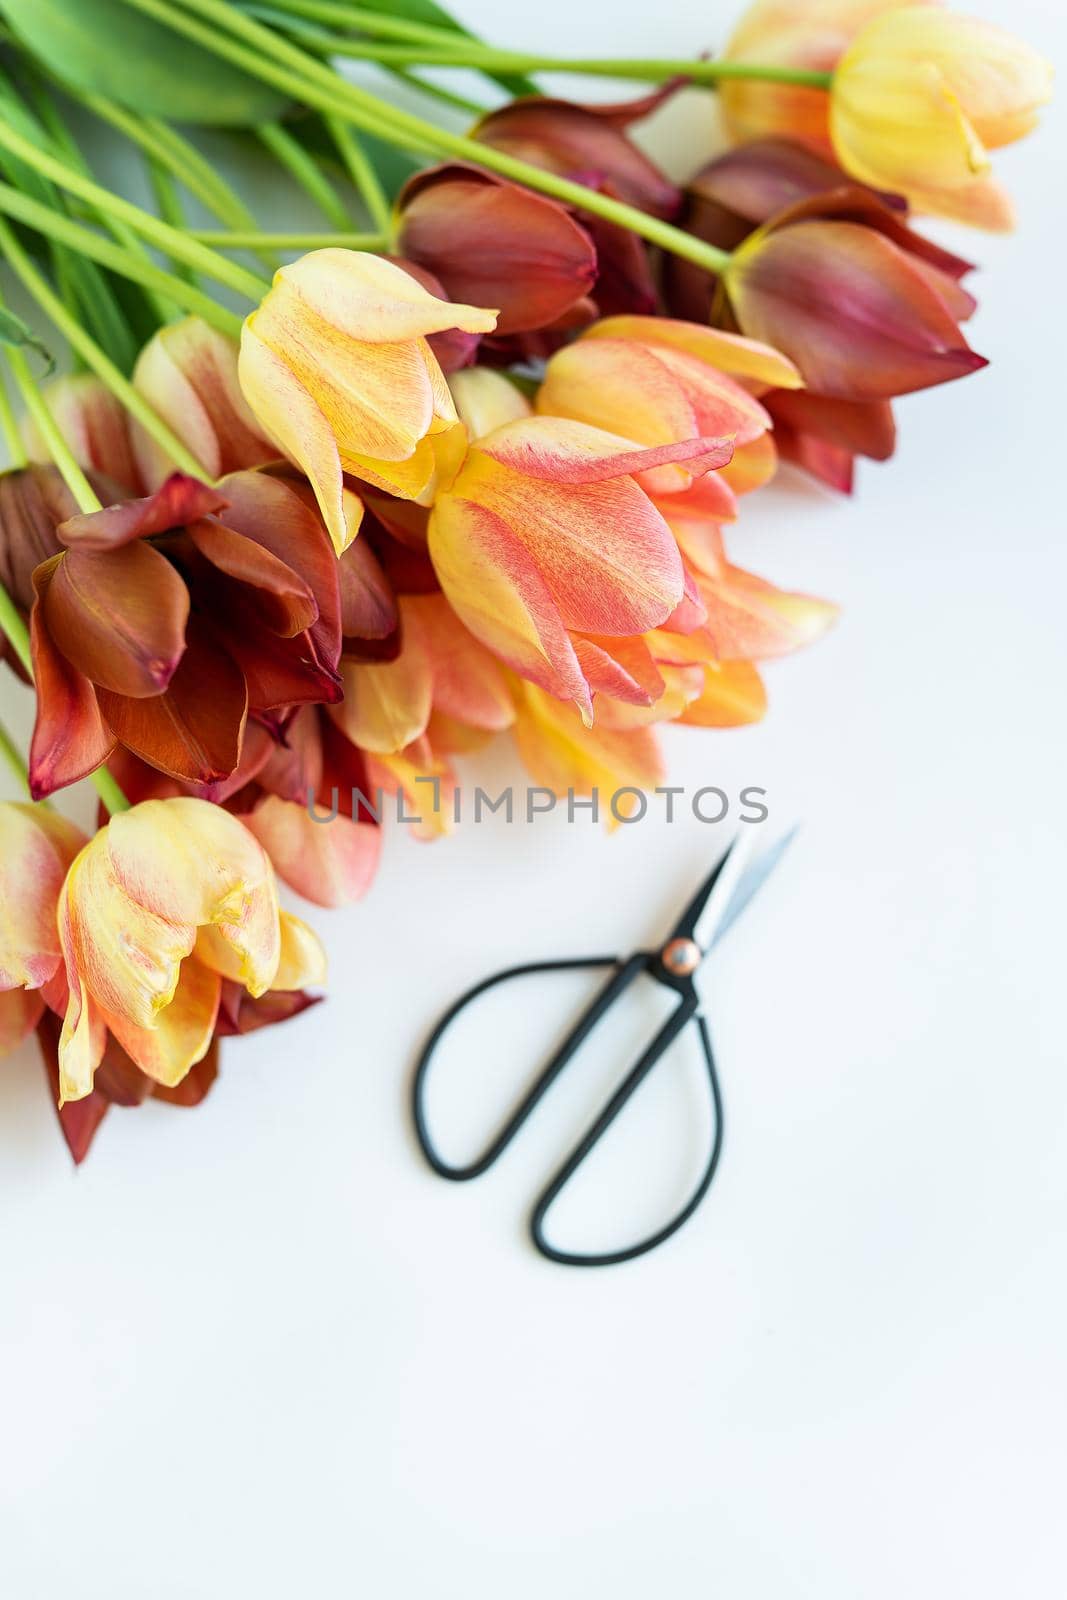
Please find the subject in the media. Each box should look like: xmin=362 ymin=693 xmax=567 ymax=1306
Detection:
xmin=0 ymin=0 xmax=287 ymax=126
xmin=0 ymin=304 xmax=55 ymax=373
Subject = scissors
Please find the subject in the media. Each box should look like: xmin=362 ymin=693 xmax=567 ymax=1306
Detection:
xmin=412 ymin=829 xmax=796 ymax=1268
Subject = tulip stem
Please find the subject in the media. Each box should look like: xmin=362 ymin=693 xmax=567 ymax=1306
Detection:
xmin=115 ymin=0 xmax=735 ymax=279
xmin=0 ymin=116 xmax=271 ymax=302
xmin=0 ymin=217 xmax=212 ymax=482
xmin=0 ymin=182 xmax=244 ymax=337
xmin=229 ymin=0 xmax=835 ymax=87
xmin=256 ymin=121 xmax=352 ymax=231
xmin=0 ymin=357 xmax=130 ymax=815
xmin=3 ymin=350 xmax=99 ymax=517
xmin=189 ymin=228 xmax=388 ymax=249
xmin=0 ymin=713 xmax=31 ymax=797
xmin=76 ymin=91 xmax=276 ymax=270
xmin=324 ymin=115 xmax=392 ymax=236
xmin=0 ymin=373 xmax=27 ymax=468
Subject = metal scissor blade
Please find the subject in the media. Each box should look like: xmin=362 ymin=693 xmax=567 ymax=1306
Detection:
xmin=710 ymin=826 xmax=800 ymax=950
xmin=670 ymin=830 xmax=757 ymax=953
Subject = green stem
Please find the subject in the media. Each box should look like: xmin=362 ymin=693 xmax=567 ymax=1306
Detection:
xmin=190 ymin=227 xmax=386 ymax=248
xmin=239 ymin=0 xmax=834 ymax=86
xmin=0 ymin=712 xmax=31 ymax=796
xmin=4 ymin=351 xmax=98 ymax=513
xmin=0 ymin=181 xmax=244 ymax=335
xmin=116 ymin=0 xmax=734 ymax=278
xmin=324 ymin=115 xmax=391 ymax=235
xmin=0 ymin=115 xmax=270 ymax=300
xmin=257 ymin=121 xmax=351 ymax=229
xmin=0 ymin=576 xmax=31 ymax=676
xmin=0 ymin=372 xmax=27 ymax=467
xmin=0 ymin=345 xmax=130 ymax=814
xmin=0 ymin=216 xmax=211 ymax=480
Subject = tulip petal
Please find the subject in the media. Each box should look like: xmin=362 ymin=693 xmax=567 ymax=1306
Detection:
xmin=260 ymin=249 xmax=497 ymax=343
xmin=105 ymin=956 xmax=222 ymax=1088
xmin=187 ymin=519 xmax=317 ymax=637
xmin=398 ymin=165 xmax=597 ymax=335
xmin=679 ymin=660 xmax=769 ymax=727
xmin=404 ymin=592 xmax=515 ymax=731
xmin=244 ymin=795 xmax=381 ymax=908
xmin=132 ymin=316 xmax=272 ymax=489
xmin=333 ymin=615 xmax=433 ymax=754
xmin=0 ymin=803 xmax=86 ymax=992
xmin=57 ymin=473 xmax=227 ymax=551
xmin=725 ymin=220 xmax=986 ymax=400
xmin=479 ymin=415 xmax=734 ymax=485
xmin=580 ymin=314 xmax=804 ymax=390
xmin=572 ymin=634 xmax=665 ymax=707
xmin=698 ymin=564 xmax=840 ymax=661
xmin=428 ymin=492 xmax=591 ymax=712
xmin=28 ymin=560 xmax=115 ymax=801
xmin=513 ymin=680 xmax=665 ymax=803
xmin=274 ymin=911 xmax=327 ymax=990
xmin=449 ymin=368 xmax=532 ymax=441
xmin=26 ymin=374 xmax=143 ymax=496
xmin=338 ymin=535 xmax=397 ymax=641
xmin=0 ymin=988 xmax=44 ymax=1056
xmin=151 ymin=1038 xmax=220 ymax=1106
xmin=95 ymin=625 xmax=247 ymax=785
xmin=43 ymin=541 xmax=189 ymax=698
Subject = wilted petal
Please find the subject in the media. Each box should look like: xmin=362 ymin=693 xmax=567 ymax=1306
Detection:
xmin=338 ymin=535 xmax=397 ymax=641
xmin=25 ymin=375 xmax=143 ymax=495
xmin=572 ymin=634 xmax=665 ymax=707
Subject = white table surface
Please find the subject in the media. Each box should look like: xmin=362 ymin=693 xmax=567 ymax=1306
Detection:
xmin=2 ymin=1 xmax=1065 ymax=1594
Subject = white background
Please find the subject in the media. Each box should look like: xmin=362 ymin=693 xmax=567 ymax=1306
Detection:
xmin=2 ymin=0 xmax=1065 ymax=1594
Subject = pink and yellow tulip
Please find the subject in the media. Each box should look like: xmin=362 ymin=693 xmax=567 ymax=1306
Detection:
xmin=237 ymin=250 xmax=498 ymax=554
xmin=56 ymin=796 xmax=325 ymax=1103
xmin=0 ymin=802 xmax=86 ymax=1055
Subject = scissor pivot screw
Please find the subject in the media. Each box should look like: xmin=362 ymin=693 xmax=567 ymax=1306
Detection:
xmin=661 ymin=937 xmax=702 ymax=976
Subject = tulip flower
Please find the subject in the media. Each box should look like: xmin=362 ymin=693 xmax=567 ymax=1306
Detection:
xmin=395 ymin=164 xmax=598 ymax=338
xmin=56 ymin=796 xmax=325 ymax=1103
xmin=238 ymin=250 xmax=498 ymax=554
xmin=0 ymin=801 xmax=86 ymax=1055
xmin=663 ymin=141 xmax=978 ymax=481
xmin=27 ymin=470 xmax=343 ymax=798
xmin=426 ymin=414 xmax=734 ymax=718
xmin=132 ymin=316 xmax=274 ymax=490
xmin=831 ymin=7 xmax=1054 ymax=227
xmin=535 ymin=316 xmax=800 ymax=502
xmin=512 ymin=676 xmax=665 ymax=817
xmin=719 ymin=216 xmax=985 ymax=401
xmin=719 ymin=0 xmax=1052 ymax=230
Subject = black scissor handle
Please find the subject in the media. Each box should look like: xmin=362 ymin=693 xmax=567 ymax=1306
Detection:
xmin=412 ymin=955 xmax=725 ymax=1266
xmin=531 ymin=1005 xmax=723 ymax=1268
xmin=412 ymin=954 xmax=642 ymax=1180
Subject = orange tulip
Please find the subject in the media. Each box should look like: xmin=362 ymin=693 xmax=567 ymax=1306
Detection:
xmin=238 ymin=250 xmax=498 ymax=554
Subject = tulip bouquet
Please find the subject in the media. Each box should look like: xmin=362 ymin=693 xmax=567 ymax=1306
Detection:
xmin=0 ymin=0 xmax=1051 ymax=1161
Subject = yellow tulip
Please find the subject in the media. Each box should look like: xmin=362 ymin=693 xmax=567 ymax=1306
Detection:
xmin=831 ymin=7 xmax=1054 ymax=227
xmin=238 ymin=250 xmax=498 ymax=555
xmin=56 ymin=797 xmax=325 ymax=1103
